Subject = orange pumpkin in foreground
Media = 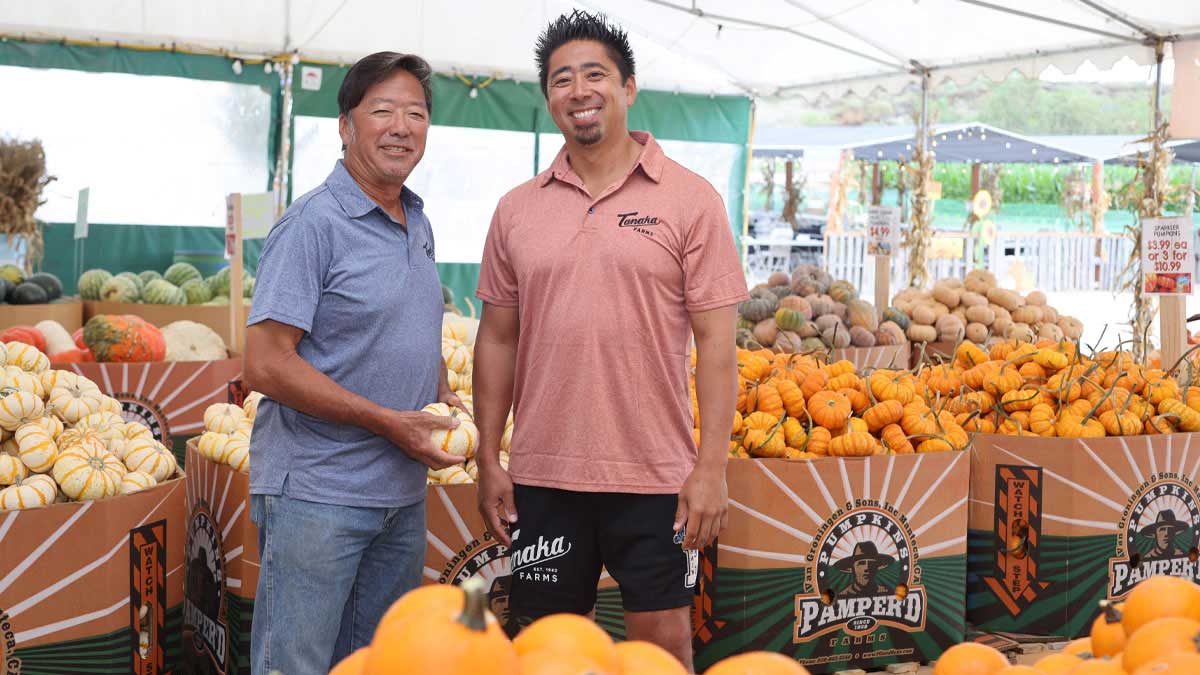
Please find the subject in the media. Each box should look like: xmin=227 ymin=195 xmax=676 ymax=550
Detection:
xmin=932 ymin=642 xmax=1009 ymax=675
xmin=704 ymin=651 xmax=811 ymax=674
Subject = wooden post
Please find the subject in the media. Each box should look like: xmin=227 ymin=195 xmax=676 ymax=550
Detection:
xmin=1092 ymin=160 xmax=1105 ymax=284
xmin=1162 ymin=296 xmax=1186 ymax=370
xmin=875 ymin=256 xmax=890 ymax=313
xmin=227 ymin=194 xmax=246 ymax=354
xmin=871 ymin=162 xmax=882 ymax=206
xmin=969 ymin=163 xmax=981 ymax=200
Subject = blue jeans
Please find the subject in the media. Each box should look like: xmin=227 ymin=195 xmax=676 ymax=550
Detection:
xmin=249 ymin=493 xmax=426 ymax=675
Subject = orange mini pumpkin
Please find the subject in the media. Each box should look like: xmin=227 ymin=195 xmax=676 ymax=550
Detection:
xmin=931 ymin=642 xmax=1009 ymax=675
xmin=1122 ymin=576 xmax=1200 ymax=636
xmin=863 ymin=400 xmax=903 ymax=432
xmin=514 ymin=613 xmax=620 ymax=674
xmin=614 ymin=641 xmax=686 ymax=675
xmin=705 ymin=652 xmax=811 ymax=675
xmin=1123 ymin=617 xmax=1200 ymax=673
xmin=1091 ymin=600 xmax=1126 ymax=658
xmin=808 ymin=391 xmax=852 ymax=429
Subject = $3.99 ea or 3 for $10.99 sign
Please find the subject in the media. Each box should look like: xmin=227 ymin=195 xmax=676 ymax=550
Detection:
xmin=1143 ymin=216 xmax=1195 ymax=295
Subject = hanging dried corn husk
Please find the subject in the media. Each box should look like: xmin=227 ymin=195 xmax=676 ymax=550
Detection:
xmin=0 ymin=138 xmax=55 ymax=274
xmin=905 ymin=142 xmax=935 ymax=288
xmin=1114 ymin=122 xmax=1175 ymax=362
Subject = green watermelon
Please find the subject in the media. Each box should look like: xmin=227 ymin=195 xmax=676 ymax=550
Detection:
xmin=0 ymin=278 xmax=13 ymax=303
xmin=164 ymin=263 xmax=202 ymax=288
xmin=205 ymin=295 xmax=231 ymax=306
xmin=0 ymin=265 xmax=24 ymax=287
xmin=78 ymin=269 xmax=113 ymax=301
xmin=26 ymin=273 xmax=62 ymax=301
xmin=10 ymin=282 xmax=47 ymax=305
xmin=181 ymin=279 xmax=213 ymax=304
xmin=100 ymin=276 xmax=140 ymax=303
xmin=139 ymin=270 xmax=162 ymax=285
xmin=116 ymin=271 xmax=144 ymax=294
xmin=143 ymin=279 xmax=186 ymax=305
xmin=209 ymin=268 xmax=231 ymax=297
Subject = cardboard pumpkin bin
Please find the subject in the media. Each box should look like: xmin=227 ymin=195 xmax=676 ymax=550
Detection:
xmin=68 ymin=358 xmax=244 ymax=467
xmin=968 ymin=432 xmax=1200 ymax=638
xmin=693 ymin=453 xmax=968 ymax=673
xmin=0 ymin=299 xmax=85 ymax=333
xmin=0 ymin=476 xmax=186 ymax=674
xmin=180 ymin=440 xmax=258 ymax=675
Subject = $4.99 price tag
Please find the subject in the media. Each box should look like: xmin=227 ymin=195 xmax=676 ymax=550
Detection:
xmin=1142 ymin=216 xmax=1194 ymax=295
xmin=867 ymin=206 xmax=900 ymax=257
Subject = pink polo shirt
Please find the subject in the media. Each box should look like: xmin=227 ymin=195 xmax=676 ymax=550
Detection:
xmin=477 ymin=132 xmax=748 ymax=494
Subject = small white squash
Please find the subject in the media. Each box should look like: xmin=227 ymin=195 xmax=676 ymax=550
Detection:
xmin=500 ymin=424 xmax=513 ymax=453
xmin=0 ymin=453 xmax=28 ymax=485
xmin=242 ymin=391 xmax=264 ymax=419
xmin=98 ymin=396 xmax=124 ymax=415
xmin=124 ymin=441 xmax=177 ymax=482
xmin=204 ymin=404 xmax=245 ymax=434
xmin=36 ymin=320 xmax=77 ymax=356
xmin=441 ymin=343 xmax=472 ymax=374
xmin=120 ymin=422 xmax=155 ymax=441
xmin=0 ymin=390 xmax=45 ymax=431
xmin=5 ymin=342 xmax=49 ymax=374
xmin=47 ymin=377 xmax=104 ymax=424
xmin=74 ymin=410 xmax=124 ymax=431
xmin=224 ymin=438 xmax=250 ymax=473
xmin=0 ymin=474 xmax=58 ymax=510
xmin=422 ymin=403 xmax=479 ymax=459
xmin=198 ymin=432 xmax=230 ymax=461
xmin=160 ymin=321 xmax=228 ymax=362
xmin=5 ymin=367 xmax=44 ymax=398
xmin=120 ymin=471 xmax=158 ymax=495
xmin=15 ymin=423 xmax=58 ymax=473
xmin=53 ymin=449 xmax=123 ymax=500
xmin=40 ymin=369 xmax=81 ymax=393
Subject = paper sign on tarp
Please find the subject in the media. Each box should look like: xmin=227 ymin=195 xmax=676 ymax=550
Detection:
xmin=74 ymin=187 xmax=89 ymax=239
xmin=1142 ymin=216 xmax=1194 ymax=295
xmin=867 ymin=206 xmax=900 ymax=256
xmin=239 ymin=192 xmax=276 ymax=240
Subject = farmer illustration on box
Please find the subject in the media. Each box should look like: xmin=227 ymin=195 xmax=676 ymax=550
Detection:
xmin=837 ymin=542 xmax=896 ymax=597
xmin=1142 ymin=510 xmax=1188 ymax=559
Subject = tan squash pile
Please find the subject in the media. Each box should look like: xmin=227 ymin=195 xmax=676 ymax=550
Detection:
xmin=892 ymin=270 xmax=1083 ymax=346
xmin=737 ymin=265 xmax=904 ymax=355
xmin=0 ymin=341 xmax=178 ymax=510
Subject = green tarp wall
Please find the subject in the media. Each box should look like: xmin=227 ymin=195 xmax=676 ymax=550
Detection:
xmin=2 ymin=40 xmax=752 ymax=305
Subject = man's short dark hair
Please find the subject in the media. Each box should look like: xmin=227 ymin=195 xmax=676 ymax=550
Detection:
xmin=535 ymin=10 xmax=635 ymax=97
xmin=337 ymin=51 xmax=433 ymax=116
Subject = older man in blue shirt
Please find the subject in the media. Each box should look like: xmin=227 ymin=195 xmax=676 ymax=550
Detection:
xmin=244 ymin=52 xmax=462 ymax=675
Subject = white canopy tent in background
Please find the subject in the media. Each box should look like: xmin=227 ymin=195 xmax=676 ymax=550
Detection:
xmin=3 ymin=0 xmax=1198 ymax=98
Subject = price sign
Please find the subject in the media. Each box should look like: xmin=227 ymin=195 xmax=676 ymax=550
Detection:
xmin=867 ymin=206 xmax=900 ymax=257
xmin=1142 ymin=216 xmax=1194 ymax=295
xmin=74 ymin=188 xmax=90 ymax=239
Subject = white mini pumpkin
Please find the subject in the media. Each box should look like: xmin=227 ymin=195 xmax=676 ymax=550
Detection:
xmin=74 ymin=411 xmax=124 ymax=431
xmin=15 ymin=423 xmax=58 ymax=473
xmin=422 ymin=403 xmax=479 ymax=459
xmin=197 ymin=432 xmax=230 ymax=461
xmin=0 ymin=390 xmax=45 ymax=431
xmin=0 ymin=453 xmax=28 ymax=485
xmin=224 ymin=438 xmax=250 ymax=473
xmin=242 ymin=391 xmax=264 ymax=420
xmin=441 ymin=343 xmax=472 ymax=374
xmin=0 ymin=474 xmax=58 ymax=510
xmin=120 ymin=471 xmax=158 ymax=495
xmin=120 ymin=422 xmax=155 ymax=441
xmin=57 ymin=428 xmax=108 ymax=457
xmin=97 ymin=396 xmax=123 ymax=415
xmin=47 ymin=378 xmax=105 ymax=424
xmin=5 ymin=367 xmax=45 ymax=398
xmin=204 ymin=404 xmax=245 ymax=434
xmin=124 ymin=441 xmax=177 ymax=482
xmin=40 ymin=369 xmax=81 ymax=393
xmin=32 ymin=414 xmax=65 ymax=440
xmin=5 ymin=342 xmax=49 ymax=374
xmin=500 ymin=424 xmax=513 ymax=453
xmin=53 ymin=449 xmax=123 ymax=500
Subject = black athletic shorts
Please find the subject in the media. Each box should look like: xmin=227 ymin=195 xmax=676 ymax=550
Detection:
xmin=507 ymin=484 xmax=699 ymax=617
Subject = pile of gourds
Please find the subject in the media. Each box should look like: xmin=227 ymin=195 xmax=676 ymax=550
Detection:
xmin=0 ymin=342 xmax=178 ymax=510
xmin=698 ymin=348 xmax=968 ymax=461
xmin=327 ymin=575 xmax=812 ymax=675
xmin=197 ymin=395 xmax=261 ymax=473
xmin=931 ymin=574 xmax=1200 ymax=673
xmin=737 ymin=265 xmax=905 ymax=354
xmin=911 ymin=338 xmax=1197 ymax=438
xmin=891 ymin=271 xmax=1083 ymax=346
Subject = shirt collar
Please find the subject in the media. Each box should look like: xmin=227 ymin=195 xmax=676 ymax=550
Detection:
xmin=327 ymin=159 xmax=424 ymax=219
xmin=538 ymin=131 xmax=665 ymax=188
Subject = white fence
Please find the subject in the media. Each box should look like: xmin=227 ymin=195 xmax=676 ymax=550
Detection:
xmin=773 ymin=231 xmax=1133 ymax=295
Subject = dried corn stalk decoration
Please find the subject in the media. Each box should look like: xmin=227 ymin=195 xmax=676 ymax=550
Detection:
xmin=905 ymin=142 xmax=935 ymax=288
xmin=0 ymin=138 xmax=55 ymax=274
xmin=1114 ymin=122 xmax=1174 ymax=362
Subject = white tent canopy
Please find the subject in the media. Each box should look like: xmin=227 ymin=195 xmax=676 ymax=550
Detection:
xmin=3 ymin=0 xmax=1198 ymax=97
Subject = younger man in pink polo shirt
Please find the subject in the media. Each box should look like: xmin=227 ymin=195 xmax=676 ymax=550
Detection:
xmin=473 ymin=10 xmax=747 ymax=669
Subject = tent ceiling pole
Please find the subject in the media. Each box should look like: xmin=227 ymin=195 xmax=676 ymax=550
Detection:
xmin=781 ymin=0 xmax=912 ymax=65
xmin=955 ymin=0 xmax=1139 ymax=42
xmin=1074 ymin=0 xmax=1160 ymax=41
xmin=643 ymin=0 xmax=907 ymax=71
xmin=918 ymin=69 xmax=931 ymax=153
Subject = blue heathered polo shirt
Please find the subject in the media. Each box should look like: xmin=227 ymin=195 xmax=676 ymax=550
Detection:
xmin=247 ymin=160 xmax=443 ymax=508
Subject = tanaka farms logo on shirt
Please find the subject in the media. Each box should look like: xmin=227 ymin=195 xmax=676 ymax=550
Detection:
xmin=617 ymin=211 xmax=660 ymax=238
xmin=793 ymin=505 xmax=926 ymax=640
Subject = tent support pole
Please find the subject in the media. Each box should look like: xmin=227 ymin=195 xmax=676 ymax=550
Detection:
xmin=1150 ymin=42 xmax=1184 ymax=370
